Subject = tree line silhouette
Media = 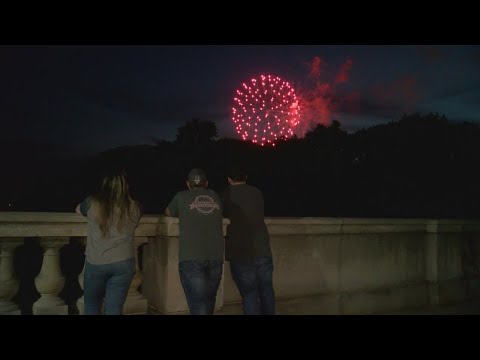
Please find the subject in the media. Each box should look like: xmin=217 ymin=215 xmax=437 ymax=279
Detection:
xmin=3 ymin=113 xmax=480 ymax=219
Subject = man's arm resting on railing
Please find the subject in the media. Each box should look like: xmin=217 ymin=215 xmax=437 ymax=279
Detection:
xmin=165 ymin=193 xmax=178 ymax=217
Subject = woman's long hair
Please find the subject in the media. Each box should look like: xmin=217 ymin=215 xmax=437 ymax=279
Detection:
xmin=91 ymin=171 xmax=134 ymax=236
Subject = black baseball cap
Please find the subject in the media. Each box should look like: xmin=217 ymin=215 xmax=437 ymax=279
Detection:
xmin=188 ymin=168 xmax=207 ymax=185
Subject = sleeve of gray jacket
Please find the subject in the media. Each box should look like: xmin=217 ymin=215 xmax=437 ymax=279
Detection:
xmin=79 ymin=196 xmax=92 ymax=217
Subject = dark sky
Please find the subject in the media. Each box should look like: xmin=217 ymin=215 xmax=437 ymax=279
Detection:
xmin=2 ymin=45 xmax=480 ymax=153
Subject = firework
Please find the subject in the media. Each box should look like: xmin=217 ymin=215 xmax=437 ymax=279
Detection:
xmin=232 ymin=74 xmax=300 ymax=146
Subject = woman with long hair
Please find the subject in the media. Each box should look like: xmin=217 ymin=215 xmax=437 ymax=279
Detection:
xmin=76 ymin=170 xmax=143 ymax=315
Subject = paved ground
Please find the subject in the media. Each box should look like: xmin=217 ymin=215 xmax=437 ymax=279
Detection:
xmin=215 ymin=297 xmax=480 ymax=315
xmin=380 ymin=301 xmax=480 ymax=315
xmin=147 ymin=295 xmax=480 ymax=315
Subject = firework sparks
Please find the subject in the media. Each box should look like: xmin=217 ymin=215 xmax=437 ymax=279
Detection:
xmin=232 ymin=74 xmax=300 ymax=146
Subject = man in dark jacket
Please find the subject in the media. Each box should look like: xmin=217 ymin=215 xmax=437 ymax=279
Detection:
xmin=222 ymin=165 xmax=275 ymax=315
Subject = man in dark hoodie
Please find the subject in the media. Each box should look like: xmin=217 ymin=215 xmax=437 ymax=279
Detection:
xmin=222 ymin=165 xmax=275 ymax=315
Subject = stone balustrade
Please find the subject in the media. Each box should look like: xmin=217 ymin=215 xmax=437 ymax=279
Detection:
xmin=1 ymin=212 xmax=480 ymax=315
xmin=0 ymin=212 xmax=159 ymax=315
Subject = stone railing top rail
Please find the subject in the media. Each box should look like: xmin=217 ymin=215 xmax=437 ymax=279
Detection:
xmin=0 ymin=212 xmax=479 ymax=238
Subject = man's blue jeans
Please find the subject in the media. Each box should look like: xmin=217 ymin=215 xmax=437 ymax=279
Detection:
xmin=83 ymin=257 xmax=135 ymax=315
xmin=178 ymin=260 xmax=223 ymax=315
xmin=230 ymin=256 xmax=275 ymax=315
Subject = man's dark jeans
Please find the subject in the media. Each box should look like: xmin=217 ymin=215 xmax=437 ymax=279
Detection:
xmin=179 ymin=260 xmax=223 ymax=315
xmin=230 ymin=256 xmax=275 ymax=315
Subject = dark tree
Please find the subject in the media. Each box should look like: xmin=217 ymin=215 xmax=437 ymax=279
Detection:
xmin=176 ymin=118 xmax=218 ymax=146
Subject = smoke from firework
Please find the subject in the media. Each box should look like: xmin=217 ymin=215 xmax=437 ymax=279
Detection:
xmin=295 ymin=56 xmax=355 ymax=136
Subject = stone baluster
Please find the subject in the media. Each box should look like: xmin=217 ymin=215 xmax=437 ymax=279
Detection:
xmin=123 ymin=236 xmax=149 ymax=315
xmin=33 ymin=237 xmax=69 ymax=315
xmin=76 ymin=237 xmax=87 ymax=315
xmin=0 ymin=238 xmax=24 ymax=315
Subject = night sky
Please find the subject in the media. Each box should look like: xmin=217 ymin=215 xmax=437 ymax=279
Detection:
xmin=2 ymin=45 xmax=480 ymax=154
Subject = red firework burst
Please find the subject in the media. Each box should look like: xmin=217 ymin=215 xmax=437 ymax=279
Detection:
xmin=232 ymin=74 xmax=300 ymax=146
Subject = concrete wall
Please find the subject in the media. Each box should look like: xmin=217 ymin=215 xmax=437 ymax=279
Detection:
xmin=143 ymin=217 xmax=480 ymax=314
